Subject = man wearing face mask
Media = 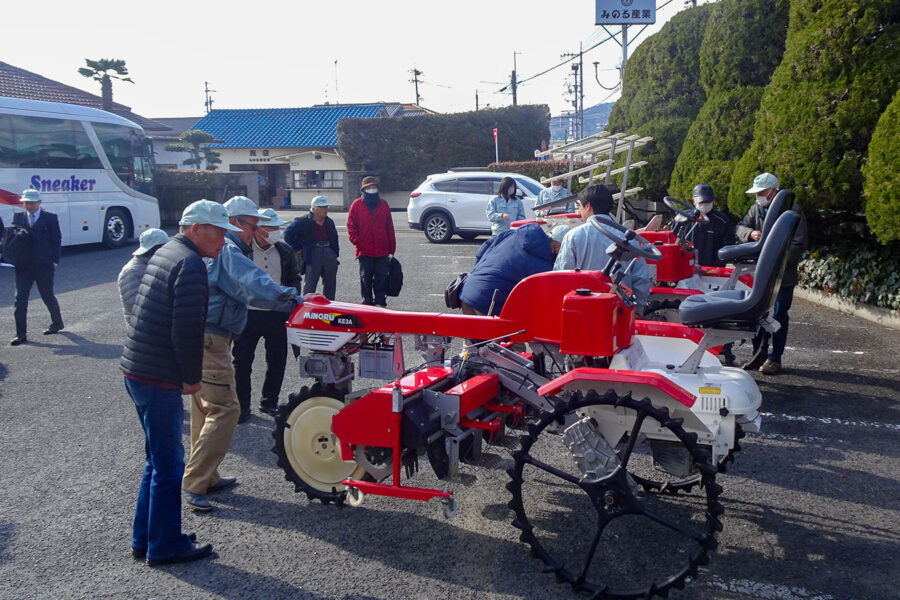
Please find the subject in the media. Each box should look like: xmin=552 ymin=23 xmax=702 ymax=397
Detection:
xmin=536 ymin=172 xmax=574 ymax=214
xmin=347 ymin=176 xmax=396 ymax=307
xmin=737 ymin=173 xmax=808 ymax=375
xmin=232 ymin=208 xmax=303 ymax=423
xmin=685 ymin=183 xmax=733 ymax=267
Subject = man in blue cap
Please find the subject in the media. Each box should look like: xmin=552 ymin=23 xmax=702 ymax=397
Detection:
xmin=284 ymin=195 xmax=340 ymax=300
xmin=181 ymin=196 xmax=302 ymax=512
xmin=121 ymin=199 xmax=238 ymax=566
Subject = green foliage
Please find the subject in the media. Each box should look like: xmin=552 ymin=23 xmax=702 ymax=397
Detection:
xmin=487 ymin=160 xmax=589 ymax=194
xmin=670 ymin=0 xmax=788 ymax=209
xmin=698 ymin=0 xmax=789 ymax=93
xmin=669 ymin=87 xmax=766 ymax=208
xmin=862 ymin=89 xmax=900 ymax=243
xmin=338 ymin=105 xmax=550 ymax=191
xmin=78 ymin=58 xmax=133 ymax=110
xmin=606 ymin=4 xmax=715 ymax=201
xmin=166 ymin=130 xmax=221 ymax=171
xmin=155 ymin=169 xmax=221 ymax=187
xmin=727 ymin=0 xmax=900 ymax=216
xmin=799 ymin=242 xmax=900 ymax=309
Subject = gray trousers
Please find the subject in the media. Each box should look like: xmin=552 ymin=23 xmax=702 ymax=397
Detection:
xmin=303 ymin=246 xmax=338 ymax=300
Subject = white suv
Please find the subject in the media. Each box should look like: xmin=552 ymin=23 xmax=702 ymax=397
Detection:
xmin=407 ymin=171 xmax=544 ymax=243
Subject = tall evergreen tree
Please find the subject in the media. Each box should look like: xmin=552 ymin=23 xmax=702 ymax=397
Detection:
xmin=606 ymin=4 xmax=715 ymax=201
xmin=862 ymin=89 xmax=900 ymax=243
xmin=78 ymin=59 xmax=133 ymax=111
xmin=669 ymin=0 xmax=788 ymax=208
xmin=727 ymin=0 xmax=900 ymax=216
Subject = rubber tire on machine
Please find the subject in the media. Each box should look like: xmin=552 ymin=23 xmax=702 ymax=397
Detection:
xmin=642 ymin=298 xmax=683 ymax=322
xmin=423 ymin=211 xmax=453 ymax=243
xmin=102 ymin=208 xmax=130 ymax=249
xmin=271 ymin=383 xmax=366 ymax=505
xmin=506 ymin=389 xmax=724 ymax=598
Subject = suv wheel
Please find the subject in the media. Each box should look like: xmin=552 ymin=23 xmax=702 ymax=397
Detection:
xmin=423 ymin=212 xmax=453 ymax=243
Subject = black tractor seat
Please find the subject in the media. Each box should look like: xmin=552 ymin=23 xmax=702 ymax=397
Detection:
xmin=679 ymin=210 xmax=800 ymax=330
xmin=717 ymin=190 xmax=794 ymax=264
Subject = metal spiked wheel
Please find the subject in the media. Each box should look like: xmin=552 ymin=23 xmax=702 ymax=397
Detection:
xmin=506 ymin=390 xmax=724 ymax=599
xmin=272 ymin=383 xmax=366 ymax=505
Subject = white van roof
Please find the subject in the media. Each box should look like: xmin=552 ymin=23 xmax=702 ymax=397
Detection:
xmin=0 ymin=96 xmax=141 ymax=128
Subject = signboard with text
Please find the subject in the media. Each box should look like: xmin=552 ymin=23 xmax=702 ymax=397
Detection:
xmin=596 ymin=0 xmax=656 ymax=25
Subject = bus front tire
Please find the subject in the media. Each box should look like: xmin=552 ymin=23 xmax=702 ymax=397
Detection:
xmin=102 ymin=208 xmax=131 ymax=249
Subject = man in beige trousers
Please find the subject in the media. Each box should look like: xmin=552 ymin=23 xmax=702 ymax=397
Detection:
xmin=182 ymin=196 xmax=301 ymax=512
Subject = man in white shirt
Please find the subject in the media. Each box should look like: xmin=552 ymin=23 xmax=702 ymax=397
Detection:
xmin=554 ymin=184 xmax=650 ymax=314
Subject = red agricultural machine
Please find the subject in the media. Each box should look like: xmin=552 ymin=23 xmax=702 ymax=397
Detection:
xmin=272 ymin=212 xmax=800 ymax=598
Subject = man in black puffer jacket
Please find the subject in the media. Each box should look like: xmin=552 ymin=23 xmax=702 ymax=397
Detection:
xmin=120 ymin=200 xmax=239 ymax=567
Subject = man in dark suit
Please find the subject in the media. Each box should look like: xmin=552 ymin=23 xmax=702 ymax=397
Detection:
xmin=11 ymin=189 xmax=63 ymax=346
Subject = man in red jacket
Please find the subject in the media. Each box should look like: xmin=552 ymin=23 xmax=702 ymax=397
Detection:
xmin=347 ymin=176 xmax=396 ymax=307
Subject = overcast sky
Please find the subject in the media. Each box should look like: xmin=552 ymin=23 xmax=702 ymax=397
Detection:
xmin=5 ymin=0 xmax=697 ymax=119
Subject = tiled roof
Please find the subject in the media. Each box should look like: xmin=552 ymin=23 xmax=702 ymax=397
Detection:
xmin=0 ymin=61 xmax=170 ymax=131
xmin=191 ymin=104 xmax=389 ymax=149
xmin=146 ymin=117 xmax=204 ymax=140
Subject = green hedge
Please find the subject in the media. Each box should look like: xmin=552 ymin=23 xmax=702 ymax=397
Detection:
xmin=799 ymin=242 xmax=900 ymax=309
xmin=154 ymin=169 xmax=221 ymax=187
xmin=606 ymin=3 xmax=714 ymax=201
xmin=727 ymin=0 xmax=900 ymax=217
xmin=862 ymin=88 xmax=900 ymax=243
xmin=337 ymin=105 xmax=550 ymax=191
xmin=670 ymin=0 xmax=788 ymax=208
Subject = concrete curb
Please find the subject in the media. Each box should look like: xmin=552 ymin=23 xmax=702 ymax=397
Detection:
xmin=795 ymin=286 xmax=900 ymax=330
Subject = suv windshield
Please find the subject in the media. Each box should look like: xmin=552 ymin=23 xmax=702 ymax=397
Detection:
xmin=514 ymin=177 xmax=543 ymax=196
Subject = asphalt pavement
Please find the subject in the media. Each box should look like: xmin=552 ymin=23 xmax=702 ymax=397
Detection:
xmin=0 ymin=211 xmax=897 ymax=600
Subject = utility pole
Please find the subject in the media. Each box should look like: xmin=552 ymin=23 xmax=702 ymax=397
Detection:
xmin=409 ymin=68 xmax=424 ymax=105
xmin=562 ymin=50 xmax=583 ymax=138
xmin=204 ymin=81 xmax=216 ymax=113
xmin=511 ymin=51 xmax=521 ymax=106
xmin=475 ymin=89 xmax=479 ymax=111
xmin=334 ymin=60 xmax=339 ymax=104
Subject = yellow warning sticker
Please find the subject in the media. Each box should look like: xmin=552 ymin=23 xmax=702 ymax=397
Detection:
xmin=699 ymin=387 xmax=721 ymax=395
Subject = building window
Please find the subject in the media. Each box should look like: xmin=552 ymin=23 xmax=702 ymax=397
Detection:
xmin=292 ymin=170 xmax=344 ymax=189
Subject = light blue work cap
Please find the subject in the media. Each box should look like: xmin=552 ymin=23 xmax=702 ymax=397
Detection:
xmin=20 ymin=189 xmax=41 ymax=202
xmin=550 ymin=224 xmax=570 ymax=243
xmin=258 ymin=208 xmax=287 ymax=227
xmin=311 ymin=195 xmax=329 ymax=208
xmin=179 ymin=200 xmax=241 ymax=231
xmin=224 ymin=196 xmax=260 ymax=218
xmin=133 ymin=228 xmax=169 ymax=256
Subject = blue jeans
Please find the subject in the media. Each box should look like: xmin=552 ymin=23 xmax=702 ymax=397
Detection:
xmin=124 ymin=377 xmax=193 ymax=560
xmin=358 ymin=255 xmax=389 ymax=306
xmin=753 ymin=285 xmax=794 ymax=363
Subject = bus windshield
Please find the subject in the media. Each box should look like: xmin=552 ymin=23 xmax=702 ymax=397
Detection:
xmin=91 ymin=122 xmax=155 ymax=195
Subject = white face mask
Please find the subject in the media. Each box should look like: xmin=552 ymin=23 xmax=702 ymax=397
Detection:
xmin=551 ymin=185 xmax=561 ymax=193
xmin=696 ymin=202 xmax=713 ymax=214
xmin=266 ymin=229 xmax=283 ymax=244
xmin=756 ymin=193 xmax=771 ymax=208
xmin=364 ymin=187 xmax=378 ymax=195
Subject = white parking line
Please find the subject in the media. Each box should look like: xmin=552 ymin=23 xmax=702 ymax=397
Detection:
xmin=760 ymin=412 xmax=900 ymax=431
xmin=784 ymin=346 xmax=865 ymax=355
xmin=753 ymin=432 xmax=835 ymax=444
xmin=705 ymin=576 xmax=834 ymax=600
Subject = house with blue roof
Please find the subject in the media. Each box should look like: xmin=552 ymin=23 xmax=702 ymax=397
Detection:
xmin=189 ymin=102 xmax=428 ymax=208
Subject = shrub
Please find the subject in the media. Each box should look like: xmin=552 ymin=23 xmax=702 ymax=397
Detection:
xmin=338 ymin=105 xmax=550 ymax=192
xmin=606 ymin=4 xmax=715 ymax=201
xmin=670 ymin=0 xmax=788 ymax=208
xmin=799 ymin=242 xmax=900 ymax=309
xmin=727 ymin=0 xmax=900 ymax=217
xmin=862 ymin=89 xmax=900 ymax=244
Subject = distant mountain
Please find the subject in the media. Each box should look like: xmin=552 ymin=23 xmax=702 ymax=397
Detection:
xmin=550 ymin=102 xmax=614 ymax=141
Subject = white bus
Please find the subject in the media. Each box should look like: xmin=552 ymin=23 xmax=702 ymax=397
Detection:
xmin=0 ymin=96 xmax=160 ymax=248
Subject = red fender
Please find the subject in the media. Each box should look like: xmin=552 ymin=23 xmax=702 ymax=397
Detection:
xmin=537 ymin=367 xmax=696 ymax=408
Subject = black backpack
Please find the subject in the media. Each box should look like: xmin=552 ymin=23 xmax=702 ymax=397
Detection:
xmin=387 ymin=256 xmax=403 ymax=297
xmin=2 ymin=224 xmax=33 ymax=267
xmin=444 ymin=273 xmax=468 ymax=309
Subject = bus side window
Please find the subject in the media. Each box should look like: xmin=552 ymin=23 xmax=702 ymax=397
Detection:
xmin=5 ymin=116 xmax=101 ymax=170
